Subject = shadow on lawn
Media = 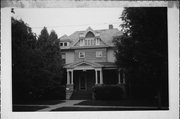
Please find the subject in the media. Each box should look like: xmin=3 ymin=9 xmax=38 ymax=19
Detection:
xmin=74 ymin=99 xmax=158 ymax=106
xmin=13 ymin=106 xmax=49 ymax=112
xmin=13 ymin=100 xmax=65 ymax=112
xmin=14 ymin=100 xmax=65 ymax=105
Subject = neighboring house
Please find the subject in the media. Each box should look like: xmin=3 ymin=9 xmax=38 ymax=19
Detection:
xmin=60 ymin=25 xmax=126 ymax=99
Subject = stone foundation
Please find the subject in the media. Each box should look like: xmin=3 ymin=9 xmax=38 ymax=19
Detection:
xmin=66 ymin=84 xmax=74 ymax=99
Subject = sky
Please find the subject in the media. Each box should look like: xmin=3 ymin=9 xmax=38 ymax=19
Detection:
xmin=13 ymin=8 xmax=124 ymax=38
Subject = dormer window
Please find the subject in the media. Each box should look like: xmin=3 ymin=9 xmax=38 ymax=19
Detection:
xmin=96 ymin=38 xmax=100 ymax=45
xmin=80 ymin=39 xmax=84 ymax=46
xmin=60 ymin=42 xmax=69 ymax=47
xmin=86 ymin=31 xmax=95 ymax=38
xmin=60 ymin=43 xmax=63 ymax=46
xmin=64 ymin=42 xmax=67 ymax=46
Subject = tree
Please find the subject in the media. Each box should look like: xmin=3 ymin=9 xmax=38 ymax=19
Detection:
xmin=12 ymin=18 xmax=65 ymax=102
xmin=37 ymin=29 xmax=63 ymax=80
xmin=114 ymin=8 xmax=168 ymax=107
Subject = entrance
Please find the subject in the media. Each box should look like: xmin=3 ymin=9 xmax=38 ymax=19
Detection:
xmin=79 ymin=72 xmax=86 ymax=90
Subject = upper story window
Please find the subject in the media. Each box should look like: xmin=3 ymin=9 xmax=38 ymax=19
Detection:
xmin=96 ymin=38 xmax=100 ymax=45
xmin=60 ymin=42 xmax=69 ymax=47
xmin=80 ymin=39 xmax=84 ymax=46
xmin=61 ymin=53 xmax=66 ymax=64
xmin=79 ymin=31 xmax=101 ymax=46
xmin=79 ymin=52 xmax=85 ymax=58
xmin=64 ymin=42 xmax=67 ymax=46
xmin=96 ymin=51 xmax=103 ymax=57
xmin=86 ymin=31 xmax=95 ymax=38
xmin=60 ymin=43 xmax=63 ymax=46
xmin=84 ymin=38 xmax=95 ymax=46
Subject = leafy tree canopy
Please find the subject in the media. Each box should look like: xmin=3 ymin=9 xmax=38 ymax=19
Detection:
xmin=114 ymin=7 xmax=168 ymax=75
xmin=114 ymin=7 xmax=168 ymax=106
xmin=12 ymin=18 xmax=64 ymax=102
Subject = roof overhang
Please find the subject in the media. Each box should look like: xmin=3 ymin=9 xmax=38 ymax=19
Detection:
xmin=64 ymin=61 xmax=117 ymax=70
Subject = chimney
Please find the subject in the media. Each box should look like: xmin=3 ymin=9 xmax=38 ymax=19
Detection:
xmin=109 ymin=24 xmax=113 ymax=29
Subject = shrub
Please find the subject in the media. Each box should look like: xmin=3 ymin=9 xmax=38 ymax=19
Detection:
xmin=92 ymin=85 xmax=123 ymax=100
xmin=43 ymin=85 xmax=66 ymax=100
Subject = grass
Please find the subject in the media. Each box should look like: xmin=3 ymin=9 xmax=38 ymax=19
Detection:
xmin=13 ymin=106 xmax=48 ymax=112
xmin=51 ymin=107 xmax=163 ymax=111
xmin=13 ymin=100 xmax=65 ymax=105
xmin=74 ymin=99 xmax=158 ymax=106
xmin=13 ymin=100 xmax=65 ymax=111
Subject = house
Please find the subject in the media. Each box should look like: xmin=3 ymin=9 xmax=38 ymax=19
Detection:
xmin=60 ymin=25 xmax=126 ymax=99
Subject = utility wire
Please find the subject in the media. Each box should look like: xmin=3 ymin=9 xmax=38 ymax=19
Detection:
xmin=30 ymin=22 xmax=121 ymax=29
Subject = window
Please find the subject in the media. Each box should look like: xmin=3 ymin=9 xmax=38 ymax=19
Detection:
xmin=84 ymin=38 xmax=96 ymax=46
xmin=96 ymin=51 xmax=103 ymax=57
xmin=60 ymin=43 xmax=63 ymax=46
xmin=79 ymin=52 xmax=85 ymax=58
xmin=80 ymin=39 xmax=84 ymax=46
xmin=85 ymin=40 xmax=87 ymax=46
xmin=61 ymin=53 xmax=66 ymax=64
xmin=64 ymin=42 xmax=67 ymax=46
xmin=96 ymin=38 xmax=100 ymax=45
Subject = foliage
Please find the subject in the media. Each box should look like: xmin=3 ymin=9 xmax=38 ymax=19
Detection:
xmin=92 ymin=85 xmax=123 ymax=100
xmin=113 ymin=8 xmax=168 ymax=106
xmin=12 ymin=18 xmax=64 ymax=102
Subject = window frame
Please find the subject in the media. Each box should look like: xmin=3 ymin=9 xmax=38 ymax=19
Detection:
xmin=96 ymin=51 xmax=103 ymax=57
xmin=79 ymin=52 xmax=85 ymax=58
xmin=60 ymin=42 xmax=63 ymax=46
xmin=64 ymin=42 xmax=67 ymax=46
xmin=96 ymin=38 xmax=100 ymax=45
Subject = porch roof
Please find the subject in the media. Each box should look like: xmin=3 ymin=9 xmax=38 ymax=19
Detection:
xmin=64 ymin=61 xmax=117 ymax=69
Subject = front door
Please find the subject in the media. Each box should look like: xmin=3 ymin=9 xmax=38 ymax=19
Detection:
xmin=79 ymin=73 xmax=86 ymax=90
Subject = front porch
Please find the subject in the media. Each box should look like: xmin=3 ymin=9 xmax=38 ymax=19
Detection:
xmin=64 ymin=61 xmax=126 ymax=100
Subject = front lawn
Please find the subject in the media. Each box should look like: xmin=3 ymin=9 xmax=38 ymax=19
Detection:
xmin=14 ymin=100 xmax=65 ymax=105
xmin=51 ymin=106 xmax=161 ymax=111
xmin=13 ymin=100 xmax=65 ymax=112
xmin=74 ymin=99 xmax=157 ymax=106
xmin=13 ymin=106 xmax=48 ymax=111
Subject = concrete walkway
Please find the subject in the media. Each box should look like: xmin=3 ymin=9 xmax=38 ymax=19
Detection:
xmin=37 ymin=100 xmax=85 ymax=111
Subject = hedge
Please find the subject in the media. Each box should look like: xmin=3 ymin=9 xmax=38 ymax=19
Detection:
xmin=92 ymin=85 xmax=123 ymax=100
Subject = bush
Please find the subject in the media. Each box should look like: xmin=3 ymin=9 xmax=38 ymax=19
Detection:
xmin=42 ymin=86 xmax=66 ymax=100
xmin=92 ymin=85 xmax=123 ymax=100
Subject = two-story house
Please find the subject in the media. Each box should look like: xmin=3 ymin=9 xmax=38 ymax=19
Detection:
xmin=60 ymin=25 xmax=126 ymax=99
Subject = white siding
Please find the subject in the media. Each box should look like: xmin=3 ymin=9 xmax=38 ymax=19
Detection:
xmin=65 ymin=51 xmax=74 ymax=64
xmin=107 ymin=48 xmax=115 ymax=62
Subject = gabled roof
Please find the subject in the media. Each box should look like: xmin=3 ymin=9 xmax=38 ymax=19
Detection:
xmin=64 ymin=60 xmax=103 ymax=69
xmin=64 ymin=60 xmax=117 ymax=69
xmin=60 ymin=27 xmax=122 ymax=48
xmin=60 ymin=34 xmax=71 ymax=42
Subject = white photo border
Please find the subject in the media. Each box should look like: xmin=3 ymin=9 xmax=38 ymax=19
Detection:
xmin=1 ymin=1 xmax=179 ymax=119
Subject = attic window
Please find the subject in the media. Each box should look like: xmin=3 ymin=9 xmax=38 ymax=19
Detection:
xmin=84 ymin=38 xmax=95 ymax=46
xmin=60 ymin=42 xmax=69 ymax=47
xmin=96 ymin=38 xmax=100 ymax=45
xmin=86 ymin=31 xmax=95 ymax=38
xmin=64 ymin=42 xmax=67 ymax=46
xmin=60 ymin=43 xmax=63 ymax=46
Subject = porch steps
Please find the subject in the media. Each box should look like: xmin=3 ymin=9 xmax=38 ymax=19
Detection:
xmin=70 ymin=90 xmax=92 ymax=100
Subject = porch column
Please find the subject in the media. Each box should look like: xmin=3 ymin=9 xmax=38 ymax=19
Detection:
xmin=118 ymin=69 xmax=121 ymax=84
xmin=95 ymin=69 xmax=98 ymax=84
xmin=100 ymin=68 xmax=103 ymax=84
xmin=71 ymin=70 xmax=74 ymax=85
xmin=123 ymin=72 xmax=126 ymax=84
xmin=67 ymin=70 xmax=70 ymax=84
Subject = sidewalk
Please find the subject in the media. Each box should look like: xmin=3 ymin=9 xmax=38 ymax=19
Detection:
xmin=37 ymin=100 xmax=85 ymax=111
